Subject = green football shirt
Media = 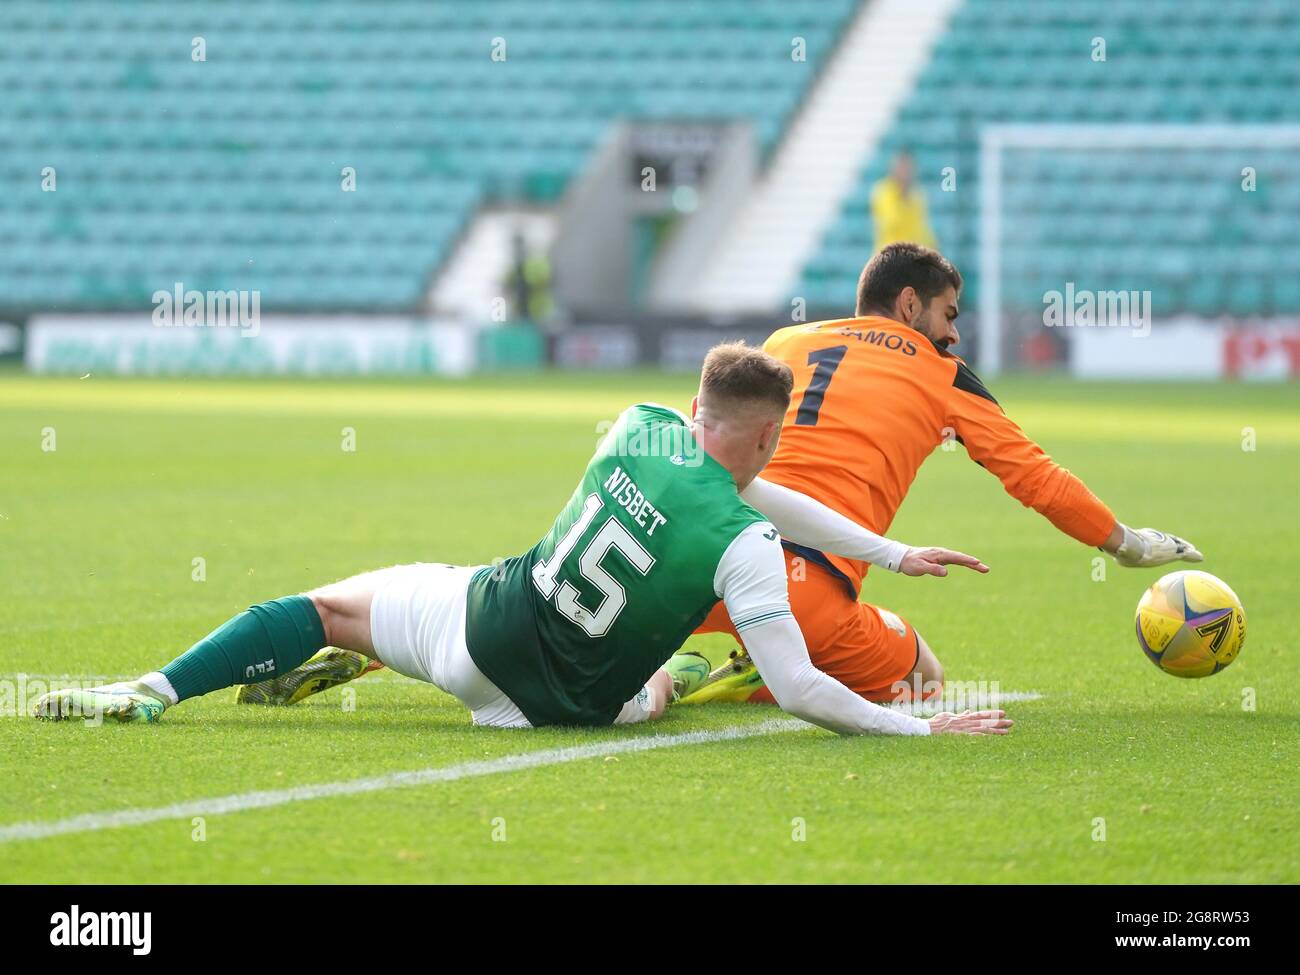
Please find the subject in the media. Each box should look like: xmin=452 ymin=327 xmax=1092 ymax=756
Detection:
xmin=464 ymin=403 xmax=770 ymax=726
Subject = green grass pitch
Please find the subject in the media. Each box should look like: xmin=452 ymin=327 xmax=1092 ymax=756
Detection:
xmin=1 ymin=370 xmax=1297 ymax=883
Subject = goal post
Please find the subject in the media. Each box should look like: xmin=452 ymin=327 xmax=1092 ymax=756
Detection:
xmin=976 ymin=123 xmax=1300 ymax=376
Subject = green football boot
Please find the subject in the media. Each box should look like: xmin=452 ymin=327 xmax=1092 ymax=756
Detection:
xmin=663 ymin=651 xmax=712 ymax=703
xmin=678 ymin=648 xmax=767 ymax=704
xmin=32 ymin=681 xmax=167 ymax=724
xmin=235 ymin=648 xmax=383 ymax=706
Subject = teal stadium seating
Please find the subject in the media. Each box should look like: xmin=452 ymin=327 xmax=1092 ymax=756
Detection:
xmin=0 ymin=0 xmax=855 ymax=310
xmin=796 ymin=0 xmax=1300 ymax=319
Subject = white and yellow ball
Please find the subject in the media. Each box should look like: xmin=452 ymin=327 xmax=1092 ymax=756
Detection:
xmin=1135 ymin=570 xmax=1246 ymax=678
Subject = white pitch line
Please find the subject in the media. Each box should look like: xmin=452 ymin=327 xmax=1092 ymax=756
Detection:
xmin=0 ymin=718 xmax=810 ymax=844
xmin=1 ymin=689 xmax=1044 ymax=844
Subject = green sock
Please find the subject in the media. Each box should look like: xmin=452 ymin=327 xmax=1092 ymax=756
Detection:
xmin=160 ymin=595 xmax=326 ymax=703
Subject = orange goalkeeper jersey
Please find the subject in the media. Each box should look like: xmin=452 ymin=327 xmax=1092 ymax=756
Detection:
xmin=762 ymin=317 xmax=1116 ymax=595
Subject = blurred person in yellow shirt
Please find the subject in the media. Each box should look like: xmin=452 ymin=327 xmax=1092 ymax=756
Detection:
xmin=870 ymin=149 xmax=937 ymax=252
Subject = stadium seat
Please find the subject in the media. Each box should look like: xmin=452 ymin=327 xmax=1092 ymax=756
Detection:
xmin=0 ymin=0 xmax=857 ymax=311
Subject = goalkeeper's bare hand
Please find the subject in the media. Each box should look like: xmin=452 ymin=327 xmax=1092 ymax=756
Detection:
xmin=928 ymin=709 xmax=1013 ymax=735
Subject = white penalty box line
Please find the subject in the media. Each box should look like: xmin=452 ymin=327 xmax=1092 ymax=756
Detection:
xmin=0 ymin=718 xmax=809 ymax=844
xmin=0 ymin=691 xmax=1043 ymax=845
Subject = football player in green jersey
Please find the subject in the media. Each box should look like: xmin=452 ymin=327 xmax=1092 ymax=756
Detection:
xmin=33 ymin=344 xmax=1008 ymax=737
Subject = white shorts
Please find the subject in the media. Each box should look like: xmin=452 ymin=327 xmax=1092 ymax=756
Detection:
xmin=368 ymin=563 xmax=658 ymax=728
xmin=370 ymin=563 xmax=530 ymax=728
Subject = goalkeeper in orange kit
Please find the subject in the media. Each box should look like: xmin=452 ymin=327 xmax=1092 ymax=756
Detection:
xmin=680 ymin=242 xmax=1203 ymax=707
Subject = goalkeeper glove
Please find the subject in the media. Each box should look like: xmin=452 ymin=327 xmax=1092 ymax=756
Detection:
xmin=1111 ymin=525 xmax=1203 ymax=568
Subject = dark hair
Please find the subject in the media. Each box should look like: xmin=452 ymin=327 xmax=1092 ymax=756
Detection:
xmin=856 ymin=242 xmax=963 ymax=317
xmin=699 ymin=341 xmax=793 ymax=414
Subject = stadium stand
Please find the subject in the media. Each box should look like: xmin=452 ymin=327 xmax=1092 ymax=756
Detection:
xmin=795 ymin=0 xmax=1300 ymax=319
xmin=0 ymin=0 xmax=855 ymax=312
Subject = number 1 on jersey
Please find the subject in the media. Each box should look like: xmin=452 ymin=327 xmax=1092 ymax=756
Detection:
xmin=795 ymin=345 xmax=848 ymax=426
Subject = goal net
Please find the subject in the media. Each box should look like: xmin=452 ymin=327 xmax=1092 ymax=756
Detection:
xmin=976 ymin=124 xmax=1300 ymax=376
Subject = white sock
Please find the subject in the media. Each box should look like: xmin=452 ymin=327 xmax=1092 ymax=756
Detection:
xmin=138 ymin=671 xmax=179 ymax=706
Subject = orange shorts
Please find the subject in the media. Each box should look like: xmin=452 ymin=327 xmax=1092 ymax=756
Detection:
xmin=697 ymin=548 xmax=920 ymax=703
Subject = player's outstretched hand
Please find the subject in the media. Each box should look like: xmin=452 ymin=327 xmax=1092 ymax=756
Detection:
xmin=899 ymin=547 xmax=989 ymax=577
xmin=1113 ymin=527 xmax=1203 ymax=568
xmin=928 ymin=709 xmax=1013 ymax=735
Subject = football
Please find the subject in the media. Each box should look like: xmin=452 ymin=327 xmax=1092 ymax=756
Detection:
xmin=1135 ymin=570 xmax=1246 ymax=678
